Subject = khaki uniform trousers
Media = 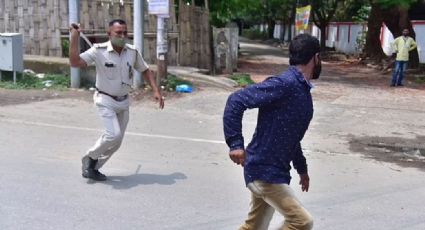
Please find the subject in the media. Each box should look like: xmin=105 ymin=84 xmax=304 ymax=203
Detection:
xmin=239 ymin=180 xmax=313 ymax=230
xmin=85 ymin=92 xmax=130 ymax=170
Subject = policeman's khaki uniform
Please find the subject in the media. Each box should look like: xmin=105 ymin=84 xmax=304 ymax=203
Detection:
xmin=80 ymin=41 xmax=149 ymax=169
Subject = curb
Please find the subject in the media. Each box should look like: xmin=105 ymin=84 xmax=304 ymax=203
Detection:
xmin=167 ymin=67 xmax=238 ymax=90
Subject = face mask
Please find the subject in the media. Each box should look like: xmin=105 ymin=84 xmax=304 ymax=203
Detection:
xmin=111 ymin=37 xmax=127 ymax=47
xmin=312 ymin=57 xmax=322 ymax=80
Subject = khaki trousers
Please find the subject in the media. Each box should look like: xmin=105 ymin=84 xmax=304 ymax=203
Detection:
xmin=239 ymin=180 xmax=313 ymax=230
xmin=85 ymin=92 xmax=130 ymax=170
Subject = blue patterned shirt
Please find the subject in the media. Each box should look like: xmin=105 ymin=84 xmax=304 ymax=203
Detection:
xmin=223 ymin=66 xmax=313 ymax=185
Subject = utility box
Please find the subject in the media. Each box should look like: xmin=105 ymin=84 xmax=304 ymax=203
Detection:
xmin=0 ymin=33 xmax=24 ymax=72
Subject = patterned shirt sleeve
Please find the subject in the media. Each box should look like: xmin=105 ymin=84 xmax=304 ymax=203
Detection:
xmin=292 ymin=142 xmax=308 ymax=174
xmin=223 ymin=77 xmax=290 ymax=151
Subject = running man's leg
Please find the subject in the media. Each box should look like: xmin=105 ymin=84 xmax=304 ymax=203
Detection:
xmin=239 ymin=187 xmax=275 ymax=230
xmin=85 ymin=105 xmax=123 ymax=162
xmin=252 ymin=181 xmax=313 ymax=230
xmin=94 ymin=109 xmax=129 ymax=169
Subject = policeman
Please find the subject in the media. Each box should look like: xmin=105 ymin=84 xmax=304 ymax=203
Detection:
xmin=69 ymin=19 xmax=164 ymax=181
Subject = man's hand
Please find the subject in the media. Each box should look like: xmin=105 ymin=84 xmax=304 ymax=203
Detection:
xmin=229 ymin=149 xmax=245 ymax=166
xmin=153 ymin=90 xmax=165 ymax=109
xmin=69 ymin=23 xmax=88 ymax=68
xmin=69 ymin=23 xmax=81 ymax=33
xmin=299 ymin=173 xmax=310 ymax=192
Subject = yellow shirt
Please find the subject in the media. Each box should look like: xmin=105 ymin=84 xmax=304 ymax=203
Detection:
xmin=391 ymin=36 xmax=417 ymax=61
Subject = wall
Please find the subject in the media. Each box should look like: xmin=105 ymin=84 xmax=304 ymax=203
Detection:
xmin=0 ymin=0 xmax=211 ymax=68
xmin=311 ymin=22 xmax=366 ymax=55
xmin=273 ymin=23 xmax=295 ymax=41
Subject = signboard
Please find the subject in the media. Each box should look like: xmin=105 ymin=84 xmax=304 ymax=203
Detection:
xmin=148 ymin=0 xmax=169 ymax=15
xmin=156 ymin=17 xmax=168 ymax=56
xmin=295 ymin=5 xmax=311 ymax=33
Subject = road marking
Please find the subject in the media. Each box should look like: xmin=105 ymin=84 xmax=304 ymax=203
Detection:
xmin=0 ymin=118 xmax=226 ymax=145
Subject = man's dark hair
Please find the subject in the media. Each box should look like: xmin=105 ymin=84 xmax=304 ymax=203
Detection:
xmin=109 ymin=19 xmax=126 ymax=27
xmin=289 ymin=34 xmax=320 ymax=65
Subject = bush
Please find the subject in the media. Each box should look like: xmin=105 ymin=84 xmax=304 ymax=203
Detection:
xmin=230 ymin=73 xmax=254 ymax=87
xmin=161 ymin=74 xmax=193 ymax=91
xmin=0 ymin=71 xmax=70 ymax=89
xmin=62 ymin=39 xmax=69 ymax=57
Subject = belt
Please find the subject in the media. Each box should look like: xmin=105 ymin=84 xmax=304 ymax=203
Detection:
xmin=96 ymin=88 xmax=128 ymax=102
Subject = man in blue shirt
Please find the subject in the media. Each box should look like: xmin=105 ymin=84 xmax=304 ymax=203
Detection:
xmin=223 ymin=34 xmax=321 ymax=230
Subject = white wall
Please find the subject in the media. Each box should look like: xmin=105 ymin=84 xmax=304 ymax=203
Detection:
xmin=268 ymin=21 xmax=425 ymax=63
xmin=312 ymin=23 xmax=365 ymax=54
xmin=413 ymin=23 xmax=425 ymax=63
xmin=273 ymin=24 xmax=296 ymax=41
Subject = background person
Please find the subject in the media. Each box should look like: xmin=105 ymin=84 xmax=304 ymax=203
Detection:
xmin=390 ymin=28 xmax=417 ymax=87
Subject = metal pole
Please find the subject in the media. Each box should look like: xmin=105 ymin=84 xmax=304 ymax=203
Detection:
xmin=69 ymin=0 xmax=80 ymax=88
xmin=156 ymin=16 xmax=168 ymax=87
xmin=133 ymin=0 xmax=144 ymax=88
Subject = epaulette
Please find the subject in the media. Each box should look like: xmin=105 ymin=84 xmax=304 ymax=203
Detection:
xmin=125 ymin=43 xmax=136 ymax=50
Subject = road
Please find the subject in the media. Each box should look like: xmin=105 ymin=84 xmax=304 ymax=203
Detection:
xmin=0 ymin=38 xmax=424 ymax=229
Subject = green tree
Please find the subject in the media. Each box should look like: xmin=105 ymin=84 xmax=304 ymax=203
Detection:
xmin=334 ymin=0 xmax=369 ymax=22
xmin=311 ymin=0 xmax=340 ymax=51
xmin=207 ymin=0 xmax=297 ymax=39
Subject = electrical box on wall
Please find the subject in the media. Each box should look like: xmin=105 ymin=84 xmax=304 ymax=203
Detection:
xmin=0 ymin=33 xmax=24 ymax=72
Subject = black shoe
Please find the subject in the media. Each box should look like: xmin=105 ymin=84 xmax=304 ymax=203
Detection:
xmin=93 ymin=170 xmax=107 ymax=180
xmin=82 ymin=168 xmax=107 ymax=181
xmin=81 ymin=156 xmax=95 ymax=172
xmin=397 ymin=83 xmax=404 ymax=86
xmin=81 ymin=156 xmax=106 ymax=181
xmin=390 ymin=84 xmax=396 ymax=87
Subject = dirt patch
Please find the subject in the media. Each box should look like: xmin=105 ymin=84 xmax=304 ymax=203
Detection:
xmin=349 ymin=135 xmax=425 ymax=170
xmin=238 ymin=59 xmax=286 ymax=83
xmin=0 ymin=88 xmax=93 ymax=106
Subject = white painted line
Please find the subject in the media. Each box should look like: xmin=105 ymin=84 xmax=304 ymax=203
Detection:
xmin=0 ymin=118 xmax=226 ymax=145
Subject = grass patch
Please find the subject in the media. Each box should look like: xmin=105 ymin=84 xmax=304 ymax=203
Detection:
xmin=413 ymin=75 xmax=425 ymax=84
xmin=230 ymin=73 xmax=254 ymax=87
xmin=161 ymin=74 xmax=193 ymax=91
xmin=0 ymin=71 xmax=70 ymax=90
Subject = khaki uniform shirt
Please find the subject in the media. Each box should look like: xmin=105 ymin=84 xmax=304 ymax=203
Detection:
xmin=391 ymin=36 xmax=417 ymax=61
xmin=80 ymin=41 xmax=149 ymax=96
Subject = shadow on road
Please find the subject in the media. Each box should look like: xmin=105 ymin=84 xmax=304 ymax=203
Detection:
xmin=89 ymin=172 xmax=187 ymax=189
